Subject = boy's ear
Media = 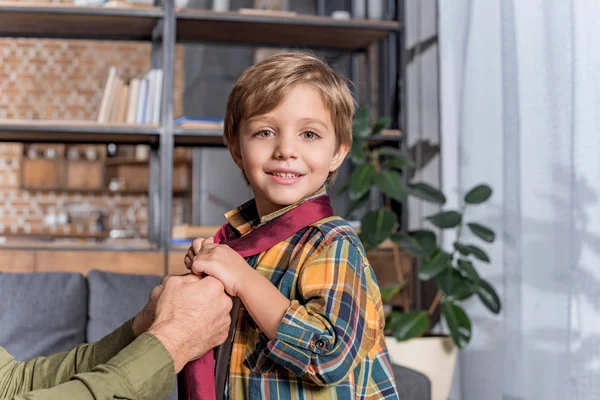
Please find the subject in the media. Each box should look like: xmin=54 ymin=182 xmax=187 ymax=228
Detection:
xmin=228 ymin=140 xmax=244 ymax=170
xmin=329 ymin=143 xmax=350 ymax=172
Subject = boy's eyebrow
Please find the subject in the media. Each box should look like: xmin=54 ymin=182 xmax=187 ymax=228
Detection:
xmin=246 ymin=115 xmax=275 ymax=124
xmin=245 ymin=116 xmax=330 ymax=130
xmin=298 ymin=117 xmax=330 ymax=129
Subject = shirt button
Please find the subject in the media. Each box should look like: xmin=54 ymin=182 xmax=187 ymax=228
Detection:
xmin=316 ymin=339 xmax=326 ymax=349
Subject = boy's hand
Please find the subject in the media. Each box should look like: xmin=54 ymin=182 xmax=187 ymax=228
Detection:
xmin=184 ymin=236 xmax=215 ymax=270
xmin=190 ymin=243 xmax=252 ymax=297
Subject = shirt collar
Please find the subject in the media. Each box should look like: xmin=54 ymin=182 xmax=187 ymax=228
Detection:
xmin=223 ymin=186 xmax=328 ymax=237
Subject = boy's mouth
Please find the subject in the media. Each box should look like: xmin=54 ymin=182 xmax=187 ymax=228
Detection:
xmin=268 ymin=171 xmax=303 ymax=178
xmin=266 ymin=170 xmax=305 ymax=185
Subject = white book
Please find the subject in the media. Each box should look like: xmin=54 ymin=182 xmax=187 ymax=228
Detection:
xmin=136 ymin=72 xmax=151 ymax=124
xmin=126 ymin=78 xmax=140 ymax=124
xmin=152 ymin=69 xmax=164 ymax=125
xmin=97 ymin=66 xmax=117 ymax=123
xmin=145 ymin=70 xmax=157 ymax=125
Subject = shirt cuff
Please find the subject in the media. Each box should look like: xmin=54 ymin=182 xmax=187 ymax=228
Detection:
xmin=92 ymin=319 xmax=136 ymax=367
xmin=253 ymin=301 xmax=333 ymax=376
xmin=275 ymin=301 xmax=334 ymax=353
xmin=106 ymin=332 xmax=176 ymax=399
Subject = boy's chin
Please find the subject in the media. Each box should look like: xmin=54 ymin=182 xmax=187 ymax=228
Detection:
xmin=265 ymin=188 xmax=310 ymax=206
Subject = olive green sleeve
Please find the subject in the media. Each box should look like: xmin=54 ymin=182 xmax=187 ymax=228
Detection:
xmin=0 ymin=321 xmax=175 ymax=400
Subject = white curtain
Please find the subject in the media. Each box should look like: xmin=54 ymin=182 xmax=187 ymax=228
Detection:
xmin=439 ymin=1 xmax=600 ymax=399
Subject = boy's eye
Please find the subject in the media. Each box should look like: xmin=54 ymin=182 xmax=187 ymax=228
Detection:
xmin=256 ymin=130 xmax=274 ymax=138
xmin=302 ymin=131 xmax=319 ymax=140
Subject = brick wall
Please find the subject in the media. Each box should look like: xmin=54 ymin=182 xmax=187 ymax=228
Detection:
xmin=0 ymin=37 xmax=186 ymax=238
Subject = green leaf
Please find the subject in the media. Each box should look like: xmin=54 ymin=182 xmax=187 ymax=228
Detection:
xmin=387 ymin=311 xmax=430 ymax=341
xmin=410 ymin=230 xmax=437 ymax=257
xmin=352 ymin=108 xmax=370 ymax=138
xmin=436 ymin=269 xmax=474 ymax=300
xmin=426 ymin=211 xmax=462 ymax=229
xmin=380 ymin=282 xmax=407 ymax=303
xmin=393 ymin=232 xmax=424 ymax=257
xmin=360 ymin=209 xmax=397 ymax=247
xmin=349 ymin=164 xmax=376 ymax=201
xmin=467 ymin=223 xmax=496 ymax=243
xmin=378 ymin=147 xmax=405 ymax=158
xmin=454 ymin=242 xmax=471 ymax=256
xmin=354 ymin=107 xmax=370 ymax=121
xmin=374 ymin=169 xmax=408 ymax=202
xmin=385 ymin=157 xmax=416 ymax=170
xmin=379 ymin=148 xmax=416 ymax=170
xmin=441 ymin=302 xmax=472 ymax=348
xmin=457 ymin=259 xmax=480 ymax=282
xmin=349 ymin=140 xmax=367 ymax=163
xmin=475 ymin=279 xmax=501 ymax=314
xmin=418 ymin=251 xmax=451 ymax=280
xmin=465 ymin=244 xmax=490 ymax=263
xmin=408 ymin=182 xmax=447 ymax=205
xmin=344 ymin=193 xmax=369 ymax=219
xmin=336 ymin=181 xmax=350 ymax=196
xmin=464 ymin=184 xmax=492 ymax=204
xmin=372 ymin=117 xmax=392 ymax=135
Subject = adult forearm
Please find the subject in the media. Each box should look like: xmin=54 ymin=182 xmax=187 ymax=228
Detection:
xmin=0 ymin=320 xmax=136 ymax=394
xmin=238 ymin=271 xmax=290 ymax=340
xmin=11 ymin=333 xmax=173 ymax=400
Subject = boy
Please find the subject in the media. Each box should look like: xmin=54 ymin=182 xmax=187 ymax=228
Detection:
xmin=184 ymin=52 xmax=399 ymax=399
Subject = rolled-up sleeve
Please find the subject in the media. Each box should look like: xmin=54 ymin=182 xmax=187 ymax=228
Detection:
xmin=258 ymin=239 xmax=380 ymax=386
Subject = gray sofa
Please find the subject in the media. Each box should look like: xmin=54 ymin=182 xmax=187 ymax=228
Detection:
xmin=0 ymin=271 xmax=430 ymax=399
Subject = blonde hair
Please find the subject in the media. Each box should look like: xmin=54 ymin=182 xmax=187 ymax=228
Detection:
xmin=224 ymin=52 xmax=355 ymax=183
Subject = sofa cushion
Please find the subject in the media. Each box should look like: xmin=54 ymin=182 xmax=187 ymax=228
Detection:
xmin=392 ymin=363 xmax=431 ymax=399
xmin=0 ymin=272 xmax=87 ymax=361
xmin=87 ymin=269 xmax=162 ymax=342
xmin=87 ymin=270 xmax=178 ymax=400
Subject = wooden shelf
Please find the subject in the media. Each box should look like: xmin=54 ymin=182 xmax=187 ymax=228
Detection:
xmin=0 ymin=120 xmax=160 ymax=145
xmin=105 ymin=156 xmax=191 ymax=166
xmin=0 ymin=3 xmax=162 ymax=41
xmin=174 ymin=127 xmax=226 ymax=147
xmin=176 ymin=9 xmax=401 ymax=50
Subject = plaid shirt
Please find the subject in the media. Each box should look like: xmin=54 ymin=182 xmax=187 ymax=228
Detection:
xmin=221 ymin=187 xmax=399 ymax=399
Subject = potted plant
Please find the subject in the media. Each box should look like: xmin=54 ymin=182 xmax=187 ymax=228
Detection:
xmin=341 ymin=108 xmax=502 ymax=400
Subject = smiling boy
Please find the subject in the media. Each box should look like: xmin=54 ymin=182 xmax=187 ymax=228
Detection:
xmin=184 ymin=52 xmax=399 ymax=399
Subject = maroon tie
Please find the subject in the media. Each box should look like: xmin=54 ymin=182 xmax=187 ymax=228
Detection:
xmin=179 ymin=195 xmax=334 ymax=400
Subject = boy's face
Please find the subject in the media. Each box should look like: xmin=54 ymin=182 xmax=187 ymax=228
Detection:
xmin=231 ymin=84 xmax=349 ymax=217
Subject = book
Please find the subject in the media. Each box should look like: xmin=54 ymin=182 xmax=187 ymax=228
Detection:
xmin=174 ymin=116 xmax=224 ymax=129
xmin=145 ymin=70 xmax=157 ymax=124
xmin=136 ymin=76 xmax=149 ymax=124
xmin=97 ymin=67 xmax=117 ymax=123
xmin=151 ymin=69 xmax=163 ymax=125
xmin=115 ymin=81 xmax=129 ymax=123
xmin=126 ymin=78 xmax=140 ymax=124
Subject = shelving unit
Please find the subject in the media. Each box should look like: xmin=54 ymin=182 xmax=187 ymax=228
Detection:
xmin=176 ymin=9 xmax=400 ymax=49
xmin=0 ymin=3 xmax=163 ymax=41
xmin=0 ymin=0 xmax=406 ymax=274
xmin=0 ymin=120 xmax=160 ymax=145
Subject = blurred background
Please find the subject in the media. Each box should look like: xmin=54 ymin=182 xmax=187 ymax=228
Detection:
xmin=0 ymin=1 xmax=598 ymax=399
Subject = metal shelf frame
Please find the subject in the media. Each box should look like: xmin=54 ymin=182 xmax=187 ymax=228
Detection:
xmin=0 ymin=0 xmax=406 ymax=273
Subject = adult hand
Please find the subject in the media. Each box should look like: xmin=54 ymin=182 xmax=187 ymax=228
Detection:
xmin=131 ymin=280 xmax=165 ymax=337
xmin=147 ymin=274 xmax=232 ymax=373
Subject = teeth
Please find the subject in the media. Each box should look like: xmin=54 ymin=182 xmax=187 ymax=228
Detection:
xmin=272 ymin=172 xmax=299 ymax=178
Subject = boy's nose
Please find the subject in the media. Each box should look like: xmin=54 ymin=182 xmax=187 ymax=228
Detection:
xmin=273 ymin=135 xmax=298 ymax=160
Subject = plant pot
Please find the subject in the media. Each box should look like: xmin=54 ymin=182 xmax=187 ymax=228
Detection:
xmin=385 ymin=336 xmax=457 ymax=400
xmin=367 ymin=242 xmax=414 ymax=309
